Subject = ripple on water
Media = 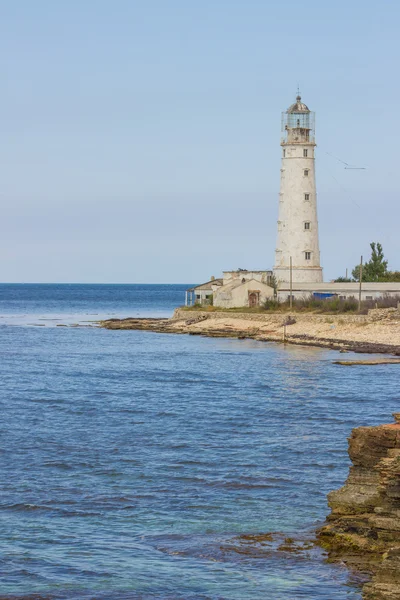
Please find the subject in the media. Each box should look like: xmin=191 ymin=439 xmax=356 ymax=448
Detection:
xmin=0 ymin=286 xmax=396 ymax=598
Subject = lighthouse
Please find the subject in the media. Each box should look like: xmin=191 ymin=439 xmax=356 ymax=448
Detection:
xmin=274 ymin=94 xmax=323 ymax=284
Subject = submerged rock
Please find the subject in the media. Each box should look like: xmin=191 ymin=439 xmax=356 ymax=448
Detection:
xmin=333 ymin=358 xmax=400 ymax=366
xmin=318 ymin=415 xmax=400 ymax=598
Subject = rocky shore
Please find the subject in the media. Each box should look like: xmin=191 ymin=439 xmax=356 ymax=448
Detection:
xmin=317 ymin=415 xmax=400 ymax=599
xmin=99 ymin=307 xmax=400 ymax=355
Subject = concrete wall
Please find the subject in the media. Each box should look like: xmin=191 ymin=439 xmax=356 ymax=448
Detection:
xmin=276 ymin=282 xmax=400 ymax=302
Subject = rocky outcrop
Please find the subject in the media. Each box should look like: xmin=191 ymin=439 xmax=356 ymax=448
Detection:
xmin=318 ymin=415 xmax=400 ymax=599
xmin=367 ymin=307 xmax=400 ymax=322
xmin=99 ymin=317 xmax=173 ymax=332
xmin=99 ymin=311 xmax=400 ymax=355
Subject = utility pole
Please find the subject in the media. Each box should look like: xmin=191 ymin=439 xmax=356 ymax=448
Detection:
xmin=289 ymin=256 xmax=293 ymax=309
xmin=358 ymin=256 xmax=363 ymax=312
xmin=345 ymin=268 xmax=348 ymax=279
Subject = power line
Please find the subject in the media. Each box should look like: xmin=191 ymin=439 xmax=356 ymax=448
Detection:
xmin=325 ymin=152 xmax=366 ymax=170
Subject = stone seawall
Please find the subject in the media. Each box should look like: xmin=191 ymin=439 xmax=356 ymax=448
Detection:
xmin=173 ymin=308 xmax=371 ymax=325
xmin=318 ymin=416 xmax=400 ymax=599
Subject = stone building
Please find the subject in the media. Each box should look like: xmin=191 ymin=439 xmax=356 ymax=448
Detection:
xmin=186 ymin=277 xmax=223 ymax=306
xmin=213 ymin=271 xmax=274 ymax=308
xmin=187 ymin=271 xmax=274 ymax=308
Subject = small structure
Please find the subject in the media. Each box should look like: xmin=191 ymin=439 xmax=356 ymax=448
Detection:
xmin=277 ymin=281 xmax=400 ymax=302
xmin=187 ymin=270 xmax=274 ymax=309
xmin=185 ymin=277 xmax=223 ymax=306
xmin=213 ymin=277 xmax=274 ymax=308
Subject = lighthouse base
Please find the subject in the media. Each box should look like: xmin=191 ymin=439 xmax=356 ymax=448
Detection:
xmin=274 ymin=266 xmax=323 ymax=285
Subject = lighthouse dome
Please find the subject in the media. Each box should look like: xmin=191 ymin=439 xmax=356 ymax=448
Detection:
xmin=287 ymin=95 xmax=310 ymax=113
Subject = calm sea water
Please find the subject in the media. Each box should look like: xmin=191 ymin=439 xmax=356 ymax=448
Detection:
xmin=0 ymin=284 xmax=398 ymax=599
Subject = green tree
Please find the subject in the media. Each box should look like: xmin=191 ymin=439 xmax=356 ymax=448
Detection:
xmin=380 ymin=271 xmax=400 ymax=282
xmin=352 ymin=242 xmax=388 ymax=282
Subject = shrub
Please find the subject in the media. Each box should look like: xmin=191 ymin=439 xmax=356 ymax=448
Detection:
xmin=262 ymin=298 xmax=282 ymax=311
xmin=342 ymin=297 xmax=358 ymax=312
xmin=334 ymin=277 xmax=352 ymax=283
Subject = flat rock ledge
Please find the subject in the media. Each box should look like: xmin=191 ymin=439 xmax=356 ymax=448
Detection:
xmin=98 ymin=310 xmax=400 ymax=356
xmin=317 ymin=415 xmax=400 ymax=599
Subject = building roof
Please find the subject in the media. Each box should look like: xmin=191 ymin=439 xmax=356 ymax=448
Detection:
xmin=287 ymin=95 xmax=310 ymax=114
xmin=187 ymin=279 xmax=223 ymax=292
xmin=215 ymin=278 xmax=274 ymax=294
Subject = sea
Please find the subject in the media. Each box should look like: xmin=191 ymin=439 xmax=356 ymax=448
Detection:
xmin=0 ymin=283 xmax=398 ymax=600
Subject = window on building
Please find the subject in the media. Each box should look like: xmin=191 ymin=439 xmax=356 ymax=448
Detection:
xmin=366 ymin=296 xmax=373 ymax=300
xmin=283 ymin=149 xmax=286 ymax=157
xmin=304 ymin=169 xmax=309 ymax=177
xmin=304 ymin=222 xmax=310 ymax=230
xmin=305 ymin=252 xmax=311 ymax=260
xmin=303 ymin=149 xmax=308 ymax=157
xmin=304 ymin=193 xmax=310 ymax=201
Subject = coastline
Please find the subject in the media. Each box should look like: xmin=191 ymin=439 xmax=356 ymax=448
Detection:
xmin=99 ymin=307 xmax=400 ymax=356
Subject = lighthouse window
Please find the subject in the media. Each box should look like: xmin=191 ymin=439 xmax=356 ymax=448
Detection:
xmin=304 ymin=169 xmax=309 ymax=177
xmin=305 ymin=252 xmax=311 ymax=260
xmin=303 ymin=149 xmax=308 ymax=157
xmin=304 ymin=193 xmax=310 ymax=201
xmin=283 ymin=149 xmax=286 ymax=157
xmin=304 ymin=222 xmax=310 ymax=230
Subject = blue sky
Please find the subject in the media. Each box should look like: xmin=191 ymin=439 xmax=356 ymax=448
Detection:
xmin=0 ymin=0 xmax=399 ymax=283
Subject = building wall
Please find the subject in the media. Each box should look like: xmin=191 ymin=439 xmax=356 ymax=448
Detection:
xmin=222 ymin=271 xmax=272 ymax=285
xmin=274 ymin=143 xmax=323 ymax=284
xmin=194 ymin=290 xmax=213 ymax=304
xmin=214 ymin=280 xmax=274 ymax=308
xmin=276 ymin=282 xmax=400 ymax=301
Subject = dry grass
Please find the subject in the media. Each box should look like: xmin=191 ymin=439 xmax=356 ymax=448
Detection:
xmin=182 ymin=294 xmax=400 ymax=315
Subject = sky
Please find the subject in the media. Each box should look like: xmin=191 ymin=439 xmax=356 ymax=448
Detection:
xmin=0 ymin=0 xmax=399 ymax=283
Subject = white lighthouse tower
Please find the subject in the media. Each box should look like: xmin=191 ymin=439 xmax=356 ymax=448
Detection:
xmin=274 ymin=94 xmax=323 ymax=284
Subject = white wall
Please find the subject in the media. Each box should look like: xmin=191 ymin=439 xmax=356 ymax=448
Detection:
xmin=214 ymin=279 xmax=274 ymax=308
xmin=276 ymin=282 xmax=400 ymax=301
xmin=274 ymin=142 xmax=323 ymax=284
